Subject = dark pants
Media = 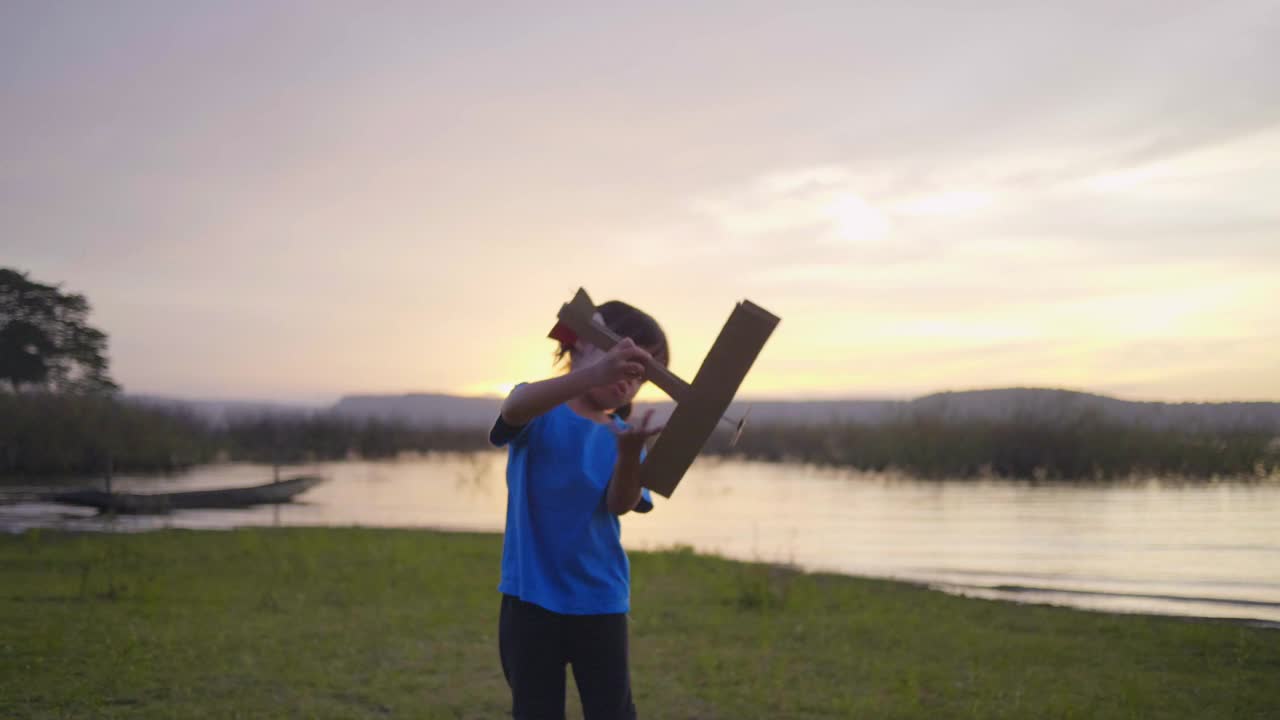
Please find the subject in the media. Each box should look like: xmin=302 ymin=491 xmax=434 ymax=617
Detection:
xmin=499 ymin=594 xmax=637 ymax=720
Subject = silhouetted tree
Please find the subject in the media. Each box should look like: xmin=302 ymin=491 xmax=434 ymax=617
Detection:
xmin=0 ymin=268 xmax=118 ymax=394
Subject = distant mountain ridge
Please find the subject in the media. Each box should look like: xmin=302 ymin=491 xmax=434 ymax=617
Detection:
xmin=330 ymin=393 xmax=503 ymax=428
xmin=328 ymin=388 xmax=1280 ymax=433
xmin=907 ymin=388 xmax=1280 ymax=432
xmin=132 ymin=388 xmax=1280 ymax=434
xmin=127 ymin=395 xmax=319 ymax=425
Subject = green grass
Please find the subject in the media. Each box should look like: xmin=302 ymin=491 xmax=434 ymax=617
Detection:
xmin=1 ymin=528 xmax=1276 ymax=719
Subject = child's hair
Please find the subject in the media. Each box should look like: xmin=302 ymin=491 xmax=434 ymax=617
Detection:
xmin=555 ymin=300 xmax=670 ymax=421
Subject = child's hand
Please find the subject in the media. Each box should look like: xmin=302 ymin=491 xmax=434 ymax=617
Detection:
xmin=584 ymin=337 xmax=653 ymax=388
xmin=614 ymin=408 xmax=664 ymax=458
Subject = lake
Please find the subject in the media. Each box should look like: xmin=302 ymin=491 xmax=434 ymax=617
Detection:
xmin=4 ymin=453 xmax=1278 ymax=625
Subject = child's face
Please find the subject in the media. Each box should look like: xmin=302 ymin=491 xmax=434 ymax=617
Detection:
xmin=577 ymin=343 xmax=645 ymax=410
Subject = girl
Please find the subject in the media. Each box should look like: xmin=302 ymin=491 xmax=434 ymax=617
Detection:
xmin=489 ymin=300 xmax=670 ymax=720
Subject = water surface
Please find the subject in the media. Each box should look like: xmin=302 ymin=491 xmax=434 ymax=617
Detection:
xmin=4 ymin=454 xmax=1277 ymax=624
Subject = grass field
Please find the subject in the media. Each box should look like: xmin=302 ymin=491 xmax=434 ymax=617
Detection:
xmin=1 ymin=527 xmax=1276 ymax=719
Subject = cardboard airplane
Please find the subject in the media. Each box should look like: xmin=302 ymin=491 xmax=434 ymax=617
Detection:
xmin=548 ymin=288 xmax=780 ymax=498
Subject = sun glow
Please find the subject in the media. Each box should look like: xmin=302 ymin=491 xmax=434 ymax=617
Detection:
xmin=892 ymin=190 xmax=993 ymax=216
xmin=827 ymin=193 xmax=892 ymax=243
xmin=461 ymin=381 xmax=517 ymax=398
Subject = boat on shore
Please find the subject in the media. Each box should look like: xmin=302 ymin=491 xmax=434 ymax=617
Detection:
xmin=48 ymin=475 xmax=325 ymax=514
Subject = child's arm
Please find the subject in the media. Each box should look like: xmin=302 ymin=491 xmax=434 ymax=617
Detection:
xmin=608 ymin=409 xmax=663 ymax=515
xmin=500 ymin=338 xmax=652 ymax=426
xmin=608 ymin=451 xmax=644 ymax=516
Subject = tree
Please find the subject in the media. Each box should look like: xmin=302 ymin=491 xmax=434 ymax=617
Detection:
xmin=0 ymin=268 xmax=119 ymax=394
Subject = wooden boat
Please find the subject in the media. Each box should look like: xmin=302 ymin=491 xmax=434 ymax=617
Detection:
xmin=50 ymin=475 xmax=325 ymax=514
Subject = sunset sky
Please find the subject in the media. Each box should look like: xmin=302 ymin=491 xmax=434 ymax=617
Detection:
xmin=4 ymin=2 xmax=1277 ymax=404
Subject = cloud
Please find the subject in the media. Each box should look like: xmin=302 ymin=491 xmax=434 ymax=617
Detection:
xmin=5 ymin=1 xmax=1279 ymax=400
xmin=891 ymin=191 xmax=993 ymax=217
xmin=692 ymin=168 xmax=892 ymax=245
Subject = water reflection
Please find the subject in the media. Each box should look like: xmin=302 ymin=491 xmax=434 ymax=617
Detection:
xmin=3 ymin=453 xmax=1278 ymax=624
xmin=453 ymin=452 xmax=498 ymax=498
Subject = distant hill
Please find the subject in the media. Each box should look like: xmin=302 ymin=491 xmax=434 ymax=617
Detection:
xmin=322 ymin=388 xmax=1280 ymax=433
xmin=325 ymin=394 xmax=902 ymax=429
xmin=629 ymin=398 xmax=903 ymax=427
xmin=907 ymin=388 xmax=1280 ymax=432
xmin=330 ymin=393 xmax=503 ymax=428
xmin=126 ymin=395 xmax=316 ymax=425
xmin=125 ymin=388 xmax=1280 ymax=434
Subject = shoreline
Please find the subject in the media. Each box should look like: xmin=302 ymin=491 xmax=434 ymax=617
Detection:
xmin=7 ymin=520 xmax=1278 ymax=631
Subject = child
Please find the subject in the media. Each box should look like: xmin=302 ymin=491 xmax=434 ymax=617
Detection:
xmin=489 ymin=300 xmax=670 ymax=720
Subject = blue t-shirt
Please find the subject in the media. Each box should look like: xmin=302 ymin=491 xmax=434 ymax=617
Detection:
xmin=490 ymin=402 xmax=654 ymax=615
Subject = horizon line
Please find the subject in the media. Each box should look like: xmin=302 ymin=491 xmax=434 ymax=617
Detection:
xmin=121 ymin=385 xmax=1280 ymax=407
